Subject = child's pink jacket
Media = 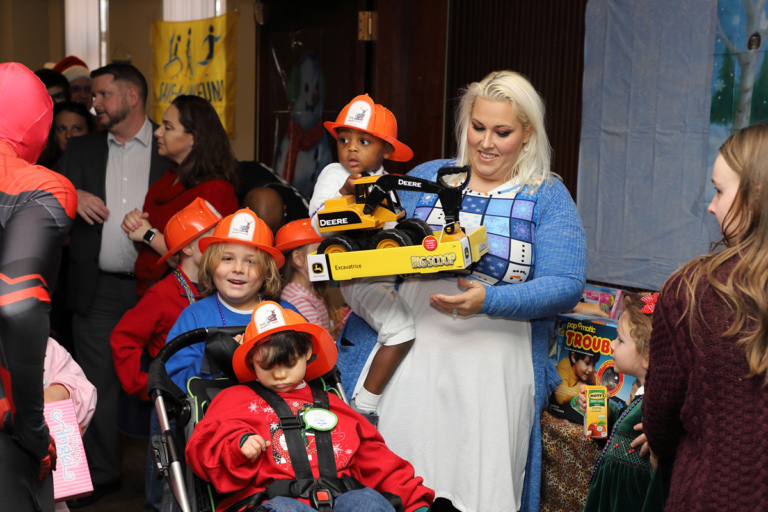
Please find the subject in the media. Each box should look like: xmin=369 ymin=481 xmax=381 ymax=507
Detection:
xmin=44 ymin=337 xmax=96 ymax=434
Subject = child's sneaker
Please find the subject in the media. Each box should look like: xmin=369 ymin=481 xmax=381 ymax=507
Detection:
xmin=350 ymin=398 xmax=379 ymax=428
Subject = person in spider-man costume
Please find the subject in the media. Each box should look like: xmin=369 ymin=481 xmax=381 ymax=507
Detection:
xmin=0 ymin=62 xmax=77 ymax=510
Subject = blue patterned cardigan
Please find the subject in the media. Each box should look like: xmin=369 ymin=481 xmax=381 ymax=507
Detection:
xmin=339 ymin=159 xmax=587 ymax=511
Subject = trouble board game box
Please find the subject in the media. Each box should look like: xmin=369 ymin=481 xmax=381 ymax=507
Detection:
xmin=44 ymin=399 xmax=93 ymax=502
xmin=548 ymin=313 xmax=638 ymax=423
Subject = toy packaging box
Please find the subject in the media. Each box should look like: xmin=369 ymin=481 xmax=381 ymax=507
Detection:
xmin=307 ymin=226 xmax=488 ymax=281
xmin=548 ymin=313 xmax=638 ymax=423
xmin=582 ymin=285 xmax=625 ymax=319
xmin=44 ymin=399 xmax=93 ymax=502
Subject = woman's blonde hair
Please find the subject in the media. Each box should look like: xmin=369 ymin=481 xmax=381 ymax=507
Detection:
xmin=677 ymin=123 xmax=768 ymax=384
xmin=454 ymin=70 xmax=552 ymax=191
xmin=198 ymin=242 xmax=281 ymax=302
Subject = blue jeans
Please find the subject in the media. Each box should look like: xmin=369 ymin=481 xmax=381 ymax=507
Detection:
xmin=261 ymin=488 xmax=395 ymax=512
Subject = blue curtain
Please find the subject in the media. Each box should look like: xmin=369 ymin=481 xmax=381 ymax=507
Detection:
xmin=578 ymin=0 xmax=721 ymax=290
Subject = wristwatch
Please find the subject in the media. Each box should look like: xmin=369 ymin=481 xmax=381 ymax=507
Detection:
xmin=143 ymin=228 xmax=158 ymax=245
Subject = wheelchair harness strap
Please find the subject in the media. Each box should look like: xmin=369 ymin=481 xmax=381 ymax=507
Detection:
xmin=224 ymin=382 xmax=360 ymax=512
xmin=223 ymin=382 xmax=404 ymax=512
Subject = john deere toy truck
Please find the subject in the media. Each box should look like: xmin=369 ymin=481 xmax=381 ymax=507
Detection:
xmin=307 ymin=166 xmax=489 ymax=281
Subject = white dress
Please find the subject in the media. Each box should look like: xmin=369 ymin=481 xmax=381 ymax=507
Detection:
xmin=345 ymin=159 xmax=587 ymax=512
xmin=359 ymin=277 xmax=536 ymax=512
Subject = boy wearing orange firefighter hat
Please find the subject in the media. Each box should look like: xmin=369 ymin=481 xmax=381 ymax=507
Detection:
xmin=307 ymin=95 xmax=417 ymax=426
xmin=308 ymin=93 xmax=413 ymax=233
xmin=185 ymin=300 xmax=434 ymax=512
xmin=111 ymin=197 xmax=222 ymax=401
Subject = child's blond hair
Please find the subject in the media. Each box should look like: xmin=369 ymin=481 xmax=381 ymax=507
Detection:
xmin=198 ymin=242 xmax=281 ymax=301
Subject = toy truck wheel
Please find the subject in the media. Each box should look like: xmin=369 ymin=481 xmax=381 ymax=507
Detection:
xmin=317 ymin=235 xmax=357 ymax=254
xmin=397 ymin=218 xmax=433 ymax=244
xmin=369 ymin=229 xmax=413 ymax=250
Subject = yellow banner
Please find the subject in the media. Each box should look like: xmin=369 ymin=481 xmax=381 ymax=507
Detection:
xmin=151 ymin=11 xmax=237 ymax=137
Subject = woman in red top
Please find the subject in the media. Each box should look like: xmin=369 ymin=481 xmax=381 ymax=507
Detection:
xmin=122 ymin=95 xmax=240 ymax=297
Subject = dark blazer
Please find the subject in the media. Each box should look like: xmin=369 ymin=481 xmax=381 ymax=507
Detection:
xmin=55 ymin=122 xmax=171 ymax=314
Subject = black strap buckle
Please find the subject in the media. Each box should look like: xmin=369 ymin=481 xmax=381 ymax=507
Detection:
xmin=279 ymin=414 xmax=304 ymax=430
xmin=310 ymin=488 xmax=333 ymax=510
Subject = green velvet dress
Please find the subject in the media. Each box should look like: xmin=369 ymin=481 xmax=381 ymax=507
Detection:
xmin=583 ymin=395 xmax=667 ymax=512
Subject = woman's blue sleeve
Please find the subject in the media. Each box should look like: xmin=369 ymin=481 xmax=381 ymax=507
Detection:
xmin=480 ymin=179 xmax=587 ymax=319
xmin=165 ymin=309 xmax=205 ymax=390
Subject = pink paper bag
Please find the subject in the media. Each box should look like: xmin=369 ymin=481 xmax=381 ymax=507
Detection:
xmin=44 ymin=399 xmax=93 ymax=502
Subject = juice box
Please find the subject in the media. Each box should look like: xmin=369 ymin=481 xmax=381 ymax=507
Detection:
xmin=583 ymin=385 xmax=609 ymax=439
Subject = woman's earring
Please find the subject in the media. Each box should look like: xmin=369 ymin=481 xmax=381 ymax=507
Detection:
xmin=524 ymin=144 xmax=529 ymax=153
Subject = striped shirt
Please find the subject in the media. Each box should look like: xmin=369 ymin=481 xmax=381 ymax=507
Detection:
xmin=98 ymin=117 xmax=154 ymax=273
xmin=280 ymin=282 xmax=330 ymax=330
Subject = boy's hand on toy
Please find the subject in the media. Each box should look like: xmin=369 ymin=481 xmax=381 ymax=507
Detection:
xmin=631 ymin=422 xmax=651 ymax=458
xmin=430 ymin=277 xmax=486 ymax=317
xmin=577 ymin=385 xmax=587 ymax=412
xmin=240 ymin=434 xmax=271 ymax=462
xmin=340 ymin=173 xmax=363 ymax=196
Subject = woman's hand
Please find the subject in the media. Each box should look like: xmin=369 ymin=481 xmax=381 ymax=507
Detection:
xmin=122 ymin=209 xmax=150 ymax=234
xmin=240 ymin=434 xmax=271 ymax=462
xmin=429 ymin=277 xmax=486 ymax=317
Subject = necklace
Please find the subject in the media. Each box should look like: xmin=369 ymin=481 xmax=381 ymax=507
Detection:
xmin=215 ymin=293 xmax=262 ymax=326
xmin=173 ymin=269 xmax=196 ymax=305
xmin=215 ymin=293 xmax=227 ymax=326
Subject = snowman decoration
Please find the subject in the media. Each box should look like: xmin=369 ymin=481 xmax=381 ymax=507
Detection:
xmin=275 ymin=52 xmax=332 ymax=199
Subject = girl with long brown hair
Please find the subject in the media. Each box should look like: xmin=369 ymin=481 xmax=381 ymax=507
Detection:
xmin=643 ymin=123 xmax=768 ymax=510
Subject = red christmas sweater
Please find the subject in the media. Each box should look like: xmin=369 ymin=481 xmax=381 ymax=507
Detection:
xmin=186 ymin=383 xmax=434 ymax=512
xmin=110 ymin=268 xmax=201 ymax=401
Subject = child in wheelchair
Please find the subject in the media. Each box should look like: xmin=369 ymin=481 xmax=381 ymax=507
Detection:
xmin=184 ymin=301 xmax=433 ymax=512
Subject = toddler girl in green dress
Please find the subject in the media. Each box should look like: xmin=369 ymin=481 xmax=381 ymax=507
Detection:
xmin=579 ymin=293 xmax=667 ymax=512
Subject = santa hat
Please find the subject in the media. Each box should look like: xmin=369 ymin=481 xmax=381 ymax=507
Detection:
xmin=52 ymin=56 xmax=90 ymax=83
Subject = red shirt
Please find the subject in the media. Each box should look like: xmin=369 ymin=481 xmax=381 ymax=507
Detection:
xmin=110 ymin=268 xmax=200 ymax=401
